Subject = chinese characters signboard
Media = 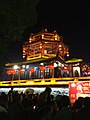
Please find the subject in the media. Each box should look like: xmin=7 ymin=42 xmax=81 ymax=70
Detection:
xmin=69 ymin=82 xmax=90 ymax=104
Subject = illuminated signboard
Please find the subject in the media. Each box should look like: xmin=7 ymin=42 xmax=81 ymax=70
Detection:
xmin=69 ymin=82 xmax=90 ymax=104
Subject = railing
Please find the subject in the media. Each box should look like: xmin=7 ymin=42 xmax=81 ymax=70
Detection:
xmin=0 ymin=76 xmax=90 ymax=87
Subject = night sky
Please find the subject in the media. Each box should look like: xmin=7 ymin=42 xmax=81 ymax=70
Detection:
xmin=31 ymin=0 xmax=90 ymax=63
xmin=1 ymin=0 xmax=90 ymax=64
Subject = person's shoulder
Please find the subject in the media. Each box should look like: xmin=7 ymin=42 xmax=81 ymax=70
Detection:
xmin=0 ymin=106 xmax=7 ymax=113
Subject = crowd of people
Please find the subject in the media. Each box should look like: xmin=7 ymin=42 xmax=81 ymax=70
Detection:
xmin=0 ymin=86 xmax=90 ymax=120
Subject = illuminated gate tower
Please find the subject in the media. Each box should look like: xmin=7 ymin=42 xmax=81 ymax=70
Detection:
xmin=22 ymin=29 xmax=69 ymax=79
xmin=23 ymin=29 xmax=69 ymax=61
xmin=6 ymin=29 xmax=69 ymax=80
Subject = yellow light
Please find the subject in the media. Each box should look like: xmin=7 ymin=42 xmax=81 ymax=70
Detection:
xmin=23 ymin=56 xmax=25 ymax=58
xmin=59 ymin=44 xmax=62 ymax=47
xmin=40 ymin=63 xmax=44 ymax=65
xmin=42 ymin=34 xmax=44 ymax=39
xmin=55 ymin=35 xmax=58 ymax=40
xmin=67 ymin=53 xmax=69 ymax=57
xmin=27 ymin=81 xmax=34 ymax=85
xmin=29 ymin=38 xmax=32 ymax=43
xmin=44 ymin=50 xmax=47 ymax=54
xmin=40 ymin=43 xmax=42 ymax=48
xmin=65 ymin=58 xmax=82 ymax=63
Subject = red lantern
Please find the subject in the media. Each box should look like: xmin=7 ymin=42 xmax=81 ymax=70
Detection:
xmin=30 ymin=68 xmax=34 ymax=72
xmin=20 ymin=68 xmax=25 ymax=72
xmin=6 ymin=70 xmax=11 ymax=75
xmin=48 ymin=64 xmax=54 ymax=70
xmin=40 ymin=65 xmax=46 ymax=71
xmin=11 ymin=70 xmax=16 ymax=74
xmin=6 ymin=70 xmax=16 ymax=75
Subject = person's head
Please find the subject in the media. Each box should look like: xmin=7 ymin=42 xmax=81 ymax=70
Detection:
xmin=84 ymin=97 xmax=90 ymax=108
xmin=45 ymin=87 xmax=52 ymax=93
xmin=61 ymin=95 xmax=70 ymax=107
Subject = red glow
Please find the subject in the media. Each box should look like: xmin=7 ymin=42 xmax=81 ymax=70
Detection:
xmin=40 ymin=66 xmax=46 ymax=71
xmin=69 ymin=82 xmax=77 ymax=104
xmin=30 ymin=68 xmax=34 ymax=72
xmin=23 ymin=48 xmax=26 ymax=51
xmin=6 ymin=70 xmax=16 ymax=75
xmin=69 ymin=82 xmax=90 ymax=104
xmin=48 ymin=64 xmax=54 ymax=70
xmin=64 ymin=66 xmax=67 ymax=70
xmin=20 ymin=69 xmax=25 ymax=72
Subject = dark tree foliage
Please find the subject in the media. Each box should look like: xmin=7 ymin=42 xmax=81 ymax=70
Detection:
xmin=0 ymin=0 xmax=39 ymax=55
xmin=0 ymin=0 xmax=40 ymax=79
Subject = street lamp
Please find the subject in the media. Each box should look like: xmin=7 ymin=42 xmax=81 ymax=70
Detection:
xmin=13 ymin=65 xmax=20 ymax=84
xmin=40 ymin=65 xmax=46 ymax=79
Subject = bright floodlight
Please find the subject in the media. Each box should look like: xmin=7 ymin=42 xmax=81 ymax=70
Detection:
xmin=13 ymin=65 xmax=19 ymax=70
